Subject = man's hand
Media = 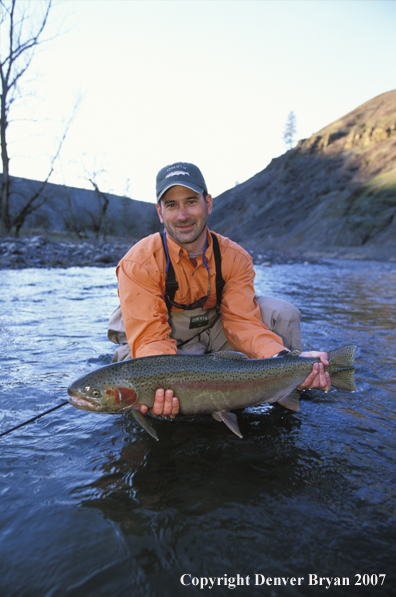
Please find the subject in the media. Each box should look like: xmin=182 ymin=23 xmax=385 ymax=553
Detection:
xmin=297 ymin=351 xmax=331 ymax=392
xmin=139 ymin=388 xmax=180 ymax=418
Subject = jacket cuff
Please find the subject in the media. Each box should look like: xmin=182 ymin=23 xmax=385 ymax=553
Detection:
xmin=272 ymin=349 xmax=291 ymax=358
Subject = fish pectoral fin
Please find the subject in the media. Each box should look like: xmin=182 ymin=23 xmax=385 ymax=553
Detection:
xmin=277 ymin=390 xmax=301 ymax=411
xmin=214 ymin=351 xmax=249 ymax=360
xmin=130 ymin=409 xmax=159 ymax=441
xmin=212 ymin=410 xmax=243 ymax=438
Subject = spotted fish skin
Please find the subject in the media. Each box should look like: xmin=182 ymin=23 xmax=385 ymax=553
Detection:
xmin=67 ymin=346 xmax=357 ymax=439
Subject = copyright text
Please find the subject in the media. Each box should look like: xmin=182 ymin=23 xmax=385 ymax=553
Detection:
xmin=180 ymin=573 xmax=386 ymax=590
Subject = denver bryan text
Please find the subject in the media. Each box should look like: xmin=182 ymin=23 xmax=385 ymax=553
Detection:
xmin=179 ymin=574 xmax=353 ymax=590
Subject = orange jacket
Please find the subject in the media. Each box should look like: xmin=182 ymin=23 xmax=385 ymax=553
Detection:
xmin=116 ymin=229 xmax=285 ymax=359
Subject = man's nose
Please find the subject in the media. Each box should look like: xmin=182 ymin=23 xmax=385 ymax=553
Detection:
xmin=177 ymin=205 xmax=189 ymax=219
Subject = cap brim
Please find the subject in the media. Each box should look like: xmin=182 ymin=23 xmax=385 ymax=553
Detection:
xmin=157 ymin=182 xmax=206 ymax=202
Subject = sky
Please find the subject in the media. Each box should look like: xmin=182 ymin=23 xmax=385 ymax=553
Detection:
xmin=3 ymin=0 xmax=396 ymax=203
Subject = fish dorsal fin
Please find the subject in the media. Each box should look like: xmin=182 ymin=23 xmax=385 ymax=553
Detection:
xmin=277 ymin=390 xmax=301 ymax=411
xmin=290 ymin=350 xmax=301 ymax=357
xmin=212 ymin=410 xmax=243 ymax=438
xmin=130 ymin=409 xmax=159 ymax=441
xmin=214 ymin=351 xmax=249 ymax=360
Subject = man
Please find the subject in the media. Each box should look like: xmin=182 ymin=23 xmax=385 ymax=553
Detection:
xmin=108 ymin=162 xmax=330 ymax=420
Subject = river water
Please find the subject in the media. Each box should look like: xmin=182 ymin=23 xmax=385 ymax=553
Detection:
xmin=0 ymin=260 xmax=395 ymax=597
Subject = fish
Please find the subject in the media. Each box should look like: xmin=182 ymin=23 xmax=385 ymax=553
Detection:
xmin=67 ymin=345 xmax=357 ymax=441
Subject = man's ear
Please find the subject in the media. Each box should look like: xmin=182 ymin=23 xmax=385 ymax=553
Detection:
xmin=156 ymin=202 xmax=164 ymax=223
xmin=206 ymin=194 xmax=213 ymax=216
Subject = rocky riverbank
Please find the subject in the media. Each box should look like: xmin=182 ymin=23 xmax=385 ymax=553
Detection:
xmin=0 ymin=236 xmax=136 ymax=270
xmin=0 ymin=235 xmax=319 ymax=270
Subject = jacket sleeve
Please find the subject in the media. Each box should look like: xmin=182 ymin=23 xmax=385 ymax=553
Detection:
xmin=117 ymin=258 xmax=177 ymax=358
xmin=220 ymin=250 xmax=285 ymax=359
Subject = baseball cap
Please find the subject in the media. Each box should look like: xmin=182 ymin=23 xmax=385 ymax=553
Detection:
xmin=156 ymin=162 xmax=207 ymax=202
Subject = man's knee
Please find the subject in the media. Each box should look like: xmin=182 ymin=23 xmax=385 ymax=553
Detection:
xmin=256 ymin=296 xmax=300 ymax=326
xmin=255 ymin=295 xmax=302 ymax=351
xmin=112 ymin=343 xmax=132 ymax=362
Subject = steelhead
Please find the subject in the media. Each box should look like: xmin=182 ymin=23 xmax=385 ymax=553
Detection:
xmin=68 ymin=346 xmax=357 ymax=440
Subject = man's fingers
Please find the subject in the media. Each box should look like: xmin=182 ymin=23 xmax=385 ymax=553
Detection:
xmin=324 ymin=372 xmax=331 ymax=392
xmin=318 ymin=353 xmax=329 ymax=366
xmin=306 ymin=363 xmax=319 ymax=387
xmin=300 ymin=351 xmax=329 ymax=366
xmin=297 ymin=364 xmax=318 ymax=390
xmin=317 ymin=362 xmax=327 ymax=388
xmin=162 ymin=389 xmax=174 ymax=416
xmin=151 ymin=388 xmax=165 ymax=416
xmin=298 ymin=363 xmax=332 ymax=392
xmin=139 ymin=388 xmax=180 ymax=418
xmin=162 ymin=391 xmax=180 ymax=418
xmin=170 ymin=396 xmax=180 ymax=418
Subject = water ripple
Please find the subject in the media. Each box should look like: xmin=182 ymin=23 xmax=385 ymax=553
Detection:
xmin=0 ymin=262 xmax=395 ymax=596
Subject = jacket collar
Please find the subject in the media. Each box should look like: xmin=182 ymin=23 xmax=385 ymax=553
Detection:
xmin=164 ymin=227 xmax=213 ymax=265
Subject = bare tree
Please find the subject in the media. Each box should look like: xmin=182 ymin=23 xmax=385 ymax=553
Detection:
xmin=86 ymin=176 xmax=111 ymax=240
xmin=283 ymin=111 xmax=297 ymax=151
xmin=0 ymin=0 xmax=72 ymax=236
xmin=56 ymin=184 xmax=88 ymax=240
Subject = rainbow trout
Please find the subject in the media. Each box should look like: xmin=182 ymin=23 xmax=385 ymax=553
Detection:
xmin=68 ymin=346 xmax=357 ymax=440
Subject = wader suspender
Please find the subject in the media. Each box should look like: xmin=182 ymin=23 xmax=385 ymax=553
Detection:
xmin=160 ymin=231 xmax=225 ymax=312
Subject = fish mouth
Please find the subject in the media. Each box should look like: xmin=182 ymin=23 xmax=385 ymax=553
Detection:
xmin=67 ymin=389 xmax=134 ymax=414
xmin=67 ymin=390 xmax=103 ymax=412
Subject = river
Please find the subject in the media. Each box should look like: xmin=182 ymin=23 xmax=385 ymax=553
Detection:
xmin=0 ymin=259 xmax=395 ymax=596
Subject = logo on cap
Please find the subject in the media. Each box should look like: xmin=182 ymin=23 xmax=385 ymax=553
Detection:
xmin=165 ymin=171 xmax=190 ymax=179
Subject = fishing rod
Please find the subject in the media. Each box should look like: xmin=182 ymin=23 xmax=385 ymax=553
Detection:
xmin=0 ymin=401 xmax=70 ymax=438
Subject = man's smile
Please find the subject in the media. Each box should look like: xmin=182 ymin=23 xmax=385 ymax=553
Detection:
xmin=177 ymin=223 xmax=195 ymax=229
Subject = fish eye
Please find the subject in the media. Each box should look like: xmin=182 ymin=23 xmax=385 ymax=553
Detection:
xmin=91 ymin=389 xmax=100 ymax=398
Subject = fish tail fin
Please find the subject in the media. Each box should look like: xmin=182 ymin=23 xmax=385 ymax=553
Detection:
xmin=328 ymin=345 xmax=357 ymax=366
xmin=212 ymin=410 xmax=243 ymax=438
xmin=328 ymin=345 xmax=357 ymax=392
xmin=330 ymin=368 xmax=357 ymax=391
xmin=130 ymin=409 xmax=159 ymax=441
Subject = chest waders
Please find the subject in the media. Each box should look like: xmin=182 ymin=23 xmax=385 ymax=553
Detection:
xmin=161 ymin=231 xmax=226 ymax=353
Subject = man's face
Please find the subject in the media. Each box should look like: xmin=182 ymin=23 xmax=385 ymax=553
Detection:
xmin=156 ymin=185 xmax=213 ymax=253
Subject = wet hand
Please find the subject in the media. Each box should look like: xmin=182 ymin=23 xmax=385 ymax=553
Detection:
xmin=297 ymin=351 xmax=331 ymax=392
xmin=139 ymin=388 xmax=180 ymax=419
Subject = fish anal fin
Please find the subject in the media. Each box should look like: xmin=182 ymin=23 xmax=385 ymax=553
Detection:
xmin=214 ymin=351 xmax=249 ymax=360
xmin=277 ymin=390 xmax=301 ymax=411
xmin=212 ymin=410 xmax=243 ymax=438
xmin=130 ymin=408 xmax=159 ymax=441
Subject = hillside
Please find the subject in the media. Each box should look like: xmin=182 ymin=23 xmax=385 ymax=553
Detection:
xmin=0 ymin=175 xmax=161 ymax=240
xmin=209 ymin=90 xmax=396 ymax=259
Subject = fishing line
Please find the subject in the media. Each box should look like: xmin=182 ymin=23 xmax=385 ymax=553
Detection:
xmin=0 ymin=401 xmax=70 ymax=438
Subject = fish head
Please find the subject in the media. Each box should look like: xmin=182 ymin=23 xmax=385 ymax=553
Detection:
xmin=67 ymin=368 xmax=139 ymax=414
